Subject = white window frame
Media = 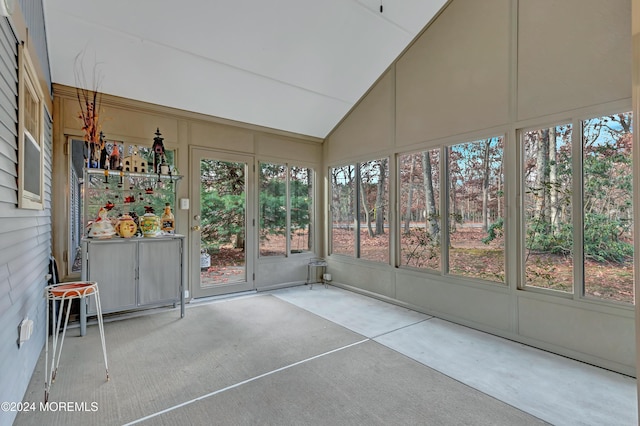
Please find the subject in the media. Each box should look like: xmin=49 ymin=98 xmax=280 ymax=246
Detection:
xmin=17 ymin=43 xmax=45 ymax=210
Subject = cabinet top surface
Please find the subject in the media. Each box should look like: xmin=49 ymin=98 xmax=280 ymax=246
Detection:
xmin=82 ymin=234 xmax=185 ymax=243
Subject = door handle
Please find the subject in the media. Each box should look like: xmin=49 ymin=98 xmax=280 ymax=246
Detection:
xmin=191 ymin=225 xmax=201 ymax=231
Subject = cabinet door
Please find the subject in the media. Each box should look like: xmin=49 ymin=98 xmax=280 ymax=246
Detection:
xmin=87 ymin=241 xmax=138 ymax=314
xmin=138 ymin=239 xmax=181 ymax=306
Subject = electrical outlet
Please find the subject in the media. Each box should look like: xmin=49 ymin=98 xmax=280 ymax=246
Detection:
xmin=17 ymin=318 xmax=33 ymax=348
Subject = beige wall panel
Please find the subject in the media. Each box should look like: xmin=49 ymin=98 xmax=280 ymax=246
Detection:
xmin=395 ymin=0 xmax=511 ymax=147
xmin=328 ymin=260 xmax=395 ymax=299
xmin=326 ymin=71 xmax=394 ymax=163
xmin=62 ymin=98 xmax=178 ymax=143
xmin=395 ymin=271 xmax=512 ymax=332
xmin=256 ymin=257 xmax=309 ymax=288
xmin=256 ymin=134 xmax=321 ymax=163
xmin=190 ymin=121 xmax=255 ymax=153
xmin=517 ymin=0 xmax=631 ymax=121
xmin=518 ymin=297 xmax=635 ymax=373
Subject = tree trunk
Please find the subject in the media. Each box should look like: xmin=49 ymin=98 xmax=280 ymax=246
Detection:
xmin=375 ymin=160 xmax=386 ymax=235
xmin=549 ymin=128 xmax=559 ymax=232
xmin=482 ymin=139 xmax=490 ymax=232
xmin=422 ymin=151 xmax=439 ymax=239
xmin=534 ymin=129 xmax=549 ymax=228
xmin=404 ymin=155 xmax=416 ymax=234
xmin=360 ymin=179 xmax=374 ymax=237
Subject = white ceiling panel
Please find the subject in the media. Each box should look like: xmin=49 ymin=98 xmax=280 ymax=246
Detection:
xmin=44 ymin=0 xmax=447 ymax=138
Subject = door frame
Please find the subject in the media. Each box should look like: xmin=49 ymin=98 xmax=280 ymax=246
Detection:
xmin=189 ymin=146 xmax=255 ymax=298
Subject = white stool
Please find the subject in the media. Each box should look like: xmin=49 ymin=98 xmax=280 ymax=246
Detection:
xmin=44 ymin=281 xmax=109 ymax=402
xmin=306 ymin=257 xmax=328 ymax=289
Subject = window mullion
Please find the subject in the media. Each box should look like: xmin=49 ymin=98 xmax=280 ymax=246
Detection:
xmin=574 ymin=118 xmax=585 ymax=300
xmin=355 ymin=163 xmax=361 ymax=258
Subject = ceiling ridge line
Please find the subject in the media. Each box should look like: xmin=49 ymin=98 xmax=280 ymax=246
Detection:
xmin=351 ymin=0 xmax=413 ymax=35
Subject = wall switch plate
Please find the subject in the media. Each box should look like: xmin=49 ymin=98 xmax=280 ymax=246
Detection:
xmin=179 ymin=198 xmax=189 ymax=210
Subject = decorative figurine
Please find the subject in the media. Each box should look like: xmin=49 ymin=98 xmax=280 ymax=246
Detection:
xmin=98 ymin=132 xmax=108 ymax=169
xmin=122 ymin=147 xmax=147 ymax=173
xmin=152 ymin=128 xmax=166 ymax=174
xmin=109 ymin=144 xmax=122 ymax=171
xmin=88 ymin=206 xmax=116 ymax=239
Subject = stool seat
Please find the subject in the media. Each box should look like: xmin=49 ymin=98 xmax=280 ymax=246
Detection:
xmin=48 ymin=282 xmax=96 ymax=299
xmin=44 ymin=281 xmax=108 ymax=402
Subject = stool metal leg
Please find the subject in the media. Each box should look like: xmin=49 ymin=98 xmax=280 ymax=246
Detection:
xmin=93 ymin=286 xmax=109 ymax=381
xmin=44 ymin=282 xmax=110 ymax=402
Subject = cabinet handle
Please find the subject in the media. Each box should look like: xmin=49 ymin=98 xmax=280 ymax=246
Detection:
xmin=191 ymin=225 xmax=201 ymax=231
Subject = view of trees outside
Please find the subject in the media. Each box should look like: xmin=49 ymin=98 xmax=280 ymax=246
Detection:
xmin=448 ymin=137 xmax=505 ymax=283
xmin=331 ymin=165 xmax=356 ymax=256
xmin=259 ymin=163 xmax=313 ymax=256
xmin=582 ymin=113 xmax=633 ymax=303
xmin=330 ymin=160 xmax=389 ymax=262
xmin=523 ymin=113 xmax=634 ymax=304
xmin=359 ymin=159 xmax=389 ymax=263
xmin=524 ymin=124 xmax=574 ymax=293
xmin=290 ymin=166 xmax=313 ymax=253
xmin=259 ymin=163 xmax=287 ymax=256
xmin=200 ymin=159 xmax=246 ymax=285
xmin=399 ymin=149 xmax=441 ymax=270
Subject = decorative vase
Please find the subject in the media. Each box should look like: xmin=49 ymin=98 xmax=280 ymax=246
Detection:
xmin=141 ymin=213 xmax=160 ymax=237
xmin=115 ymin=214 xmax=137 ymax=238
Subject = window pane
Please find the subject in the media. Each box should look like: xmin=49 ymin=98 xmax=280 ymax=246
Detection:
xmin=331 ymin=165 xmax=356 ymax=256
xmin=359 ymin=158 xmax=389 ymax=263
xmin=448 ymin=137 xmax=505 ymax=283
xmin=259 ymin=163 xmax=287 ymax=257
xmin=582 ymin=113 xmax=634 ymax=304
xmin=524 ymin=125 xmax=574 ymax=293
xmin=290 ymin=166 xmax=313 ymax=253
xmin=400 ymin=150 xmax=441 ymax=270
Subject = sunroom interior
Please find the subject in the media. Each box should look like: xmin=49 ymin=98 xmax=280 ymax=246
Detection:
xmin=2 ymin=0 xmax=640 ymax=424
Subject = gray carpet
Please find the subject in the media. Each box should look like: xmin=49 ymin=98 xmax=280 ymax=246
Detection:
xmin=16 ymin=294 xmax=548 ymax=425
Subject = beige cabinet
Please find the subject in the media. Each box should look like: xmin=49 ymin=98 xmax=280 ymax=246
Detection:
xmin=81 ymin=236 xmax=185 ymax=325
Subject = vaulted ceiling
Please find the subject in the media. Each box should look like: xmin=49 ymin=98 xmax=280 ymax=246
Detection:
xmin=44 ymin=0 xmax=447 ymax=138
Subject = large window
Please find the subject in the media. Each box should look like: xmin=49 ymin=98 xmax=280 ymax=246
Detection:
xmin=259 ymin=162 xmax=314 ymax=257
xmin=582 ymin=113 xmax=633 ymax=303
xmin=18 ymin=45 xmax=45 ymax=210
xmin=522 ymin=112 xmax=633 ymax=304
xmin=330 ymin=158 xmax=389 ymax=262
xmin=399 ymin=149 xmax=441 ymax=270
xmin=330 ymin=165 xmax=356 ymax=256
xmin=523 ymin=124 xmax=574 ymax=293
xmin=447 ymin=137 xmax=505 ymax=283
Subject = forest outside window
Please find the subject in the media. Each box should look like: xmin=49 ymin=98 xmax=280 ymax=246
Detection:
xmin=447 ymin=137 xmax=505 ymax=283
xmin=330 ymin=158 xmax=389 ymax=263
xmin=259 ymin=162 xmax=313 ymax=257
xmin=399 ymin=149 xmax=441 ymax=270
xmin=523 ymin=124 xmax=574 ymax=294
xmin=18 ymin=45 xmax=45 ymax=210
xmin=522 ymin=112 xmax=633 ymax=305
xmin=582 ymin=113 xmax=633 ymax=304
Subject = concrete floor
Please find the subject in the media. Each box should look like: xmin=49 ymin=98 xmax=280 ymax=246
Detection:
xmin=271 ymin=285 xmax=638 ymax=426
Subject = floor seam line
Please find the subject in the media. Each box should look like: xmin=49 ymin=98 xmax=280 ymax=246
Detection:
xmin=369 ymin=317 xmax=433 ymax=340
xmin=122 ymin=338 xmax=370 ymax=425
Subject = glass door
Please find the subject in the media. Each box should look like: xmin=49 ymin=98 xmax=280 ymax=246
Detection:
xmin=190 ymin=148 xmax=254 ymax=298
